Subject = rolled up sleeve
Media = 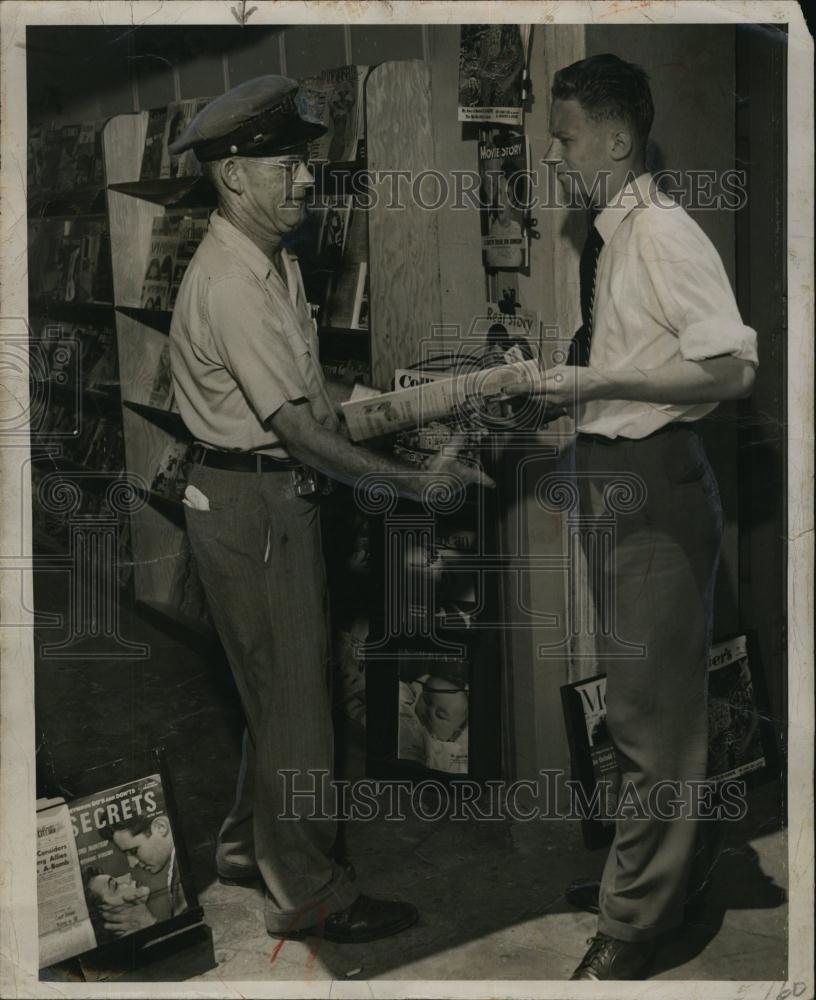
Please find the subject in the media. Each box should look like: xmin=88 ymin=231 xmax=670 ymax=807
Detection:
xmin=641 ymin=227 xmax=759 ymax=367
xmin=205 ymin=273 xmax=307 ymax=425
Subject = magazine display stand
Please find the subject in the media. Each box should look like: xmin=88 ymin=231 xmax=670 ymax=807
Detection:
xmin=103 ymin=114 xmax=212 ymax=638
xmin=27 ymin=120 xmax=133 ymax=586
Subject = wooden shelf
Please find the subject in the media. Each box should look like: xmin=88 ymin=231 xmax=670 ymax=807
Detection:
xmin=28 ymin=186 xmax=107 ymax=218
xmin=116 ymin=305 xmax=172 ymax=335
xmin=28 ymin=299 xmax=115 ymax=324
xmin=122 ymin=400 xmax=190 ymax=439
xmin=31 ymin=454 xmax=126 ymax=494
xmin=39 ymin=379 xmax=121 ymax=414
xmin=108 ymin=176 xmax=216 ymax=208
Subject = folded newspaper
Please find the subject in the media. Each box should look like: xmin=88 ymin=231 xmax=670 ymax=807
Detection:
xmin=341 ymin=358 xmax=541 ymax=442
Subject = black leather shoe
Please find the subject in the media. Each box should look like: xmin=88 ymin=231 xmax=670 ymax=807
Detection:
xmin=570 ymin=933 xmax=655 ymax=980
xmin=268 ymin=894 xmax=418 ymax=944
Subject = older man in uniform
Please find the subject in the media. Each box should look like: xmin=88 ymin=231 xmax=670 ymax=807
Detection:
xmin=168 ymin=76 xmax=490 ymax=943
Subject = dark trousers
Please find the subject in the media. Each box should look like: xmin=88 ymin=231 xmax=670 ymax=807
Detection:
xmin=184 ymin=462 xmax=357 ymax=933
xmin=575 ymin=426 xmax=723 ymax=941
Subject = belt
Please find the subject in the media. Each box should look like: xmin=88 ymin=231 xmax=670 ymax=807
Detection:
xmin=191 ymin=443 xmax=300 ymax=472
xmin=577 ymin=422 xmax=697 ymax=445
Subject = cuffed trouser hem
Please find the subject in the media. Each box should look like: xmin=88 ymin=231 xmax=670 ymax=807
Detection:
xmin=264 ymin=880 xmax=360 ymax=935
xmin=597 ymin=907 xmax=683 ymax=944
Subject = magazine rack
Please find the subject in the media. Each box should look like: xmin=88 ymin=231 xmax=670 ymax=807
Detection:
xmin=26 ymin=120 xmax=133 ymax=583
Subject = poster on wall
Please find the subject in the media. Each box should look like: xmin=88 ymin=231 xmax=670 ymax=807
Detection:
xmin=477 ymin=128 xmax=530 ymax=271
xmin=458 ymin=25 xmax=531 ymax=126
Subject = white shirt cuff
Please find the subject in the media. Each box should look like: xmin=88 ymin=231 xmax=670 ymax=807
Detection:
xmin=678 ymin=318 xmax=759 ymax=366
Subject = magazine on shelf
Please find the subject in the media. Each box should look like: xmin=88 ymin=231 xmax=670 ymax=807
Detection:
xmin=317 ymin=197 xmax=352 ymax=265
xmin=477 ymin=128 xmax=530 ymax=271
xmin=321 ymin=206 xmax=367 ymax=328
xmin=140 ymin=107 xmax=169 ymax=180
xmin=151 ymin=441 xmax=191 ymax=501
xmin=73 ymin=121 xmax=99 ymax=187
xmin=160 ymin=99 xmax=209 ymax=179
xmin=341 ymin=358 xmax=540 ymax=441
xmin=56 ymin=123 xmax=81 ymax=191
xmin=458 ymin=24 xmax=530 ymax=125
xmin=84 ymin=326 xmax=118 ymax=388
xmin=149 ymin=343 xmax=174 ymax=410
xmin=297 ymin=65 xmax=367 ymax=163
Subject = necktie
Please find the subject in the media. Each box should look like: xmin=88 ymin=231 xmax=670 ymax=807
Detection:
xmin=567 ymin=217 xmax=604 ymax=367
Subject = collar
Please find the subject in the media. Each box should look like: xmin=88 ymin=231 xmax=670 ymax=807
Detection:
xmin=208 ymin=211 xmax=300 ymax=295
xmin=594 ymin=171 xmax=666 ymax=245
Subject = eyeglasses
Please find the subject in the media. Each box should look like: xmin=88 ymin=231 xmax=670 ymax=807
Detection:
xmin=254 ymin=153 xmax=311 ymax=173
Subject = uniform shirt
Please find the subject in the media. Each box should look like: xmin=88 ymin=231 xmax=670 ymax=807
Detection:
xmin=170 ymin=211 xmax=338 ymax=458
xmin=576 ymin=172 xmax=759 ymax=439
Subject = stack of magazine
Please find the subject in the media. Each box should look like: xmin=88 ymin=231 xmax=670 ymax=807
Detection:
xmin=140 ymin=210 xmax=210 ymax=311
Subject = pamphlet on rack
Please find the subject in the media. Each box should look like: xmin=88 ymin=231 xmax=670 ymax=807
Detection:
xmin=341 ymin=358 xmax=540 ymax=441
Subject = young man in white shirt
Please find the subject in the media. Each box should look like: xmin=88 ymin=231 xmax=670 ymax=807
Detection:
xmin=512 ymin=53 xmax=758 ymax=979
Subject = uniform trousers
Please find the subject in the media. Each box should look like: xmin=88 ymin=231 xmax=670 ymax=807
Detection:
xmin=184 ymin=461 xmax=358 ymax=933
xmin=575 ymin=424 xmax=723 ymax=942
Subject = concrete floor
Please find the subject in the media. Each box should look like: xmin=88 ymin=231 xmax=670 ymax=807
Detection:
xmin=34 ymin=571 xmax=788 ymax=985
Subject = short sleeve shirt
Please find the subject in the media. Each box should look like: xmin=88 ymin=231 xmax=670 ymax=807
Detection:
xmin=170 ymin=211 xmax=338 ymax=458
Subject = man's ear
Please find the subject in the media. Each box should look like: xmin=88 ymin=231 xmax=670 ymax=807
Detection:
xmin=610 ymin=126 xmax=634 ymax=162
xmin=151 ymin=815 xmax=172 ymax=838
xmin=219 ymin=157 xmax=244 ymax=195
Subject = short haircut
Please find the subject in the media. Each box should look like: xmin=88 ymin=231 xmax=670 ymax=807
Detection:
xmin=552 ymin=53 xmax=654 ymax=147
xmin=99 ymin=812 xmax=163 ymax=842
xmin=82 ymin=865 xmax=103 ymax=892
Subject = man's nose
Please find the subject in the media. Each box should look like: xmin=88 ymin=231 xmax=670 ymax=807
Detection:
xmin=127 ymin=855 xmax=139 ymax=869
xmin=293 ymin=161 xmax=314 ymax=185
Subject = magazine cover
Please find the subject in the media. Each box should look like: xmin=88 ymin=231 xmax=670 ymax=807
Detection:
xmin=140 ymin=107 xmax=168 ymax=181
xmin=148 ymin=343 xmax=174 ymax=409
xmin=478 ymin=128 xmax=530 ymax=271
xmin=458 ymin=24 xmax=530 ymax=125
xmin=73 ymin=121 xmax=98 ymax=187
xmin=66 ymin=773 xmax=189 ymax=955
xmin=398 ymin=661 xmax=470 ymax=775
xmin=297 ymin=65 xmax=366 ymax=163
xmin=470 ymin=301 xmax=542 ymax=361
xmin=151 ymin=440 xmax=191 ymax=500
xmin=56 ymin=123 xmax=81 ymax=190
xmin=159 ymin=99 xmax=207 ymax=179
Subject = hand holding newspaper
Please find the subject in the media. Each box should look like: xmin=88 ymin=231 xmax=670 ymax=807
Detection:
xmin=341 ymin=358 xmax=543 ymax=442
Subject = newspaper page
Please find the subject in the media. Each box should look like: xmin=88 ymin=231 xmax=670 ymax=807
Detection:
xmin=36 ymin=799 xmax=96 ymax=968
xmin=341 ymin=358 xmax=540 ymax=441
